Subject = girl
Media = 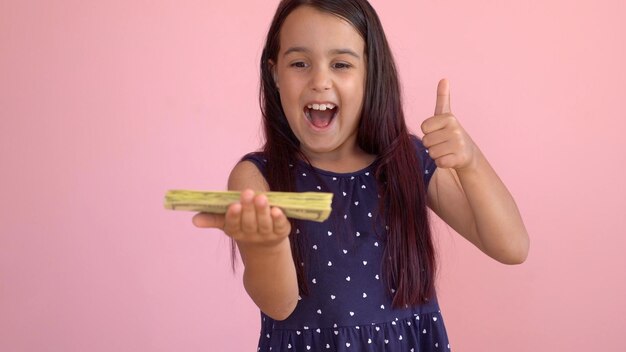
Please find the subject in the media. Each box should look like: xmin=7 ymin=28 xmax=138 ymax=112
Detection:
xmin=193 ymin=0 xmax=529 ymax=350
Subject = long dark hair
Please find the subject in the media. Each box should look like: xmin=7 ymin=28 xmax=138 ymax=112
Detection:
xmin=257 ymin=0 xmax=436 ymax=307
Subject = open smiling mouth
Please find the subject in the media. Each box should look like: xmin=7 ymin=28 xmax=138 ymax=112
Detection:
xmin=304 ymin=103 xmax=338 ymax=129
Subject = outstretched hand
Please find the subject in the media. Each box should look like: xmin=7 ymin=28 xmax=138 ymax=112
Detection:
xmin=192 ymin=189 xmax=292 ymax=249
xmin=421 ymin=79 xmax=479 ymax=170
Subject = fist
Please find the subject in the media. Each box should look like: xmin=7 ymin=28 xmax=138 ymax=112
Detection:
xmin=421 ymin=79 xmax=478 ymax=170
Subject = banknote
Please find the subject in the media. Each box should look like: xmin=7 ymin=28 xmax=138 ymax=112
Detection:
xmin=164 ymin=190 xmax=333 ymax=222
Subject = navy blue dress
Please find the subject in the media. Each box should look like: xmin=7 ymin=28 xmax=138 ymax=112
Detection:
xmin=242 ymin=137 xmax=451 ymax=351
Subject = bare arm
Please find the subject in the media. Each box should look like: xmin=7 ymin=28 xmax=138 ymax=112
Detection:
xmin=427 ymin=154 xmax=529 ymax=264
xmin=192 ymin=161 xmax=299 ymax=320
xmin=422 ymin=79 xmax=529 ymax=264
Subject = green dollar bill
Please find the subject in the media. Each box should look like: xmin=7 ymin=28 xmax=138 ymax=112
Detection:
xmin=164 ymin=190 xmax=333 ymax=222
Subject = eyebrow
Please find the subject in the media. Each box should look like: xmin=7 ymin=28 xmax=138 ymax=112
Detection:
xmin=283 ymin=46 xmax=362 ymax=59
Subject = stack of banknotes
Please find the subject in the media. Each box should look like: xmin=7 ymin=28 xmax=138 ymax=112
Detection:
xmin=164 ymin=190 xmax=333 ymax=222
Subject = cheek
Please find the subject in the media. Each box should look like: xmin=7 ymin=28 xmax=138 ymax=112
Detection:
xmin=278 ymin=83 xmax=301 ymax=109
xmin=345 ymin=84 xmax=365 ymax=115
xmin=278 ymin=94 xmax=302 ymax=129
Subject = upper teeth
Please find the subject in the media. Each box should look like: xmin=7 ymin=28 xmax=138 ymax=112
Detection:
xmin=308 ymin=103 xmax=336 ymax=111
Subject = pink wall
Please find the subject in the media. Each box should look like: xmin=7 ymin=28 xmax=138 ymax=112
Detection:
xmin=1 ymin=0 xmax=624 ymax=351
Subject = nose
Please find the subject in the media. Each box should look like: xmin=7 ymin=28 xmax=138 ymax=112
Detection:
xmin=310 ymin=66 xmax=332 ymax=92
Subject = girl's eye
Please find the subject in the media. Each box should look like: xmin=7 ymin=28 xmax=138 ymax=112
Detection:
xmin=333 ymin=62 xmax=351 ymax=69
xmin=291 ymin=62 xmax=307 ymax=68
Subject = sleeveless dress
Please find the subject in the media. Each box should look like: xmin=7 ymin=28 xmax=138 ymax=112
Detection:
xmin=242 ymin=137 xmax=451 ymax=352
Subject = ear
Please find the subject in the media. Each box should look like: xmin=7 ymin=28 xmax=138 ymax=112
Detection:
xmin=268 ymin=60 xmax=279 ymax=88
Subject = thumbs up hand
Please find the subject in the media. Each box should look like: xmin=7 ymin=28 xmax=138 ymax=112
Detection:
xmin=421 ymin=79 xmax=478 ymax=171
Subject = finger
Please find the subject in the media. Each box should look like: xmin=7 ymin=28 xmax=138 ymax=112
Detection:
xmin=239 ymin=189 xmax=258 ymax=234
xmin=421 ymin=129 xmax=450 ymax=149
xmin=271 ymin=207 xmax=291 ymax=237
xmin=255 ymin=194 xmax=273 ymax=235
xmin=426 ymin=140 xmax=455 ymax=162
xmin=432 ymin=153 xmax=458 ymax=169
xmin=434 ymin=78 xmax=451 ymax=115
xmin=192 ymin=212 xmax=226 ymax=229
xmin=223 ymin=202 xmax=243 ymax=235
xmin=421 ymin=114 xmax=448 ymax=135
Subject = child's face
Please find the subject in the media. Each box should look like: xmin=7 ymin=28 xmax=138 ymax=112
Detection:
xmin=272 ymin=6 xmax=367 ymax=159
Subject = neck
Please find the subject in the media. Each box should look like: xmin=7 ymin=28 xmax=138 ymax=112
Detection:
xmin=301 ymin=144 xmax=376 ymax=173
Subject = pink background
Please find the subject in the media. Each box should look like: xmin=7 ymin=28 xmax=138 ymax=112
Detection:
xmin=1 ymin=0 xmax=625 ymax=351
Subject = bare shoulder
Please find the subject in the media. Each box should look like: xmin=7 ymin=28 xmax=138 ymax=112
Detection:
xmin=228 ymin=160 xmax=270 ymax=192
